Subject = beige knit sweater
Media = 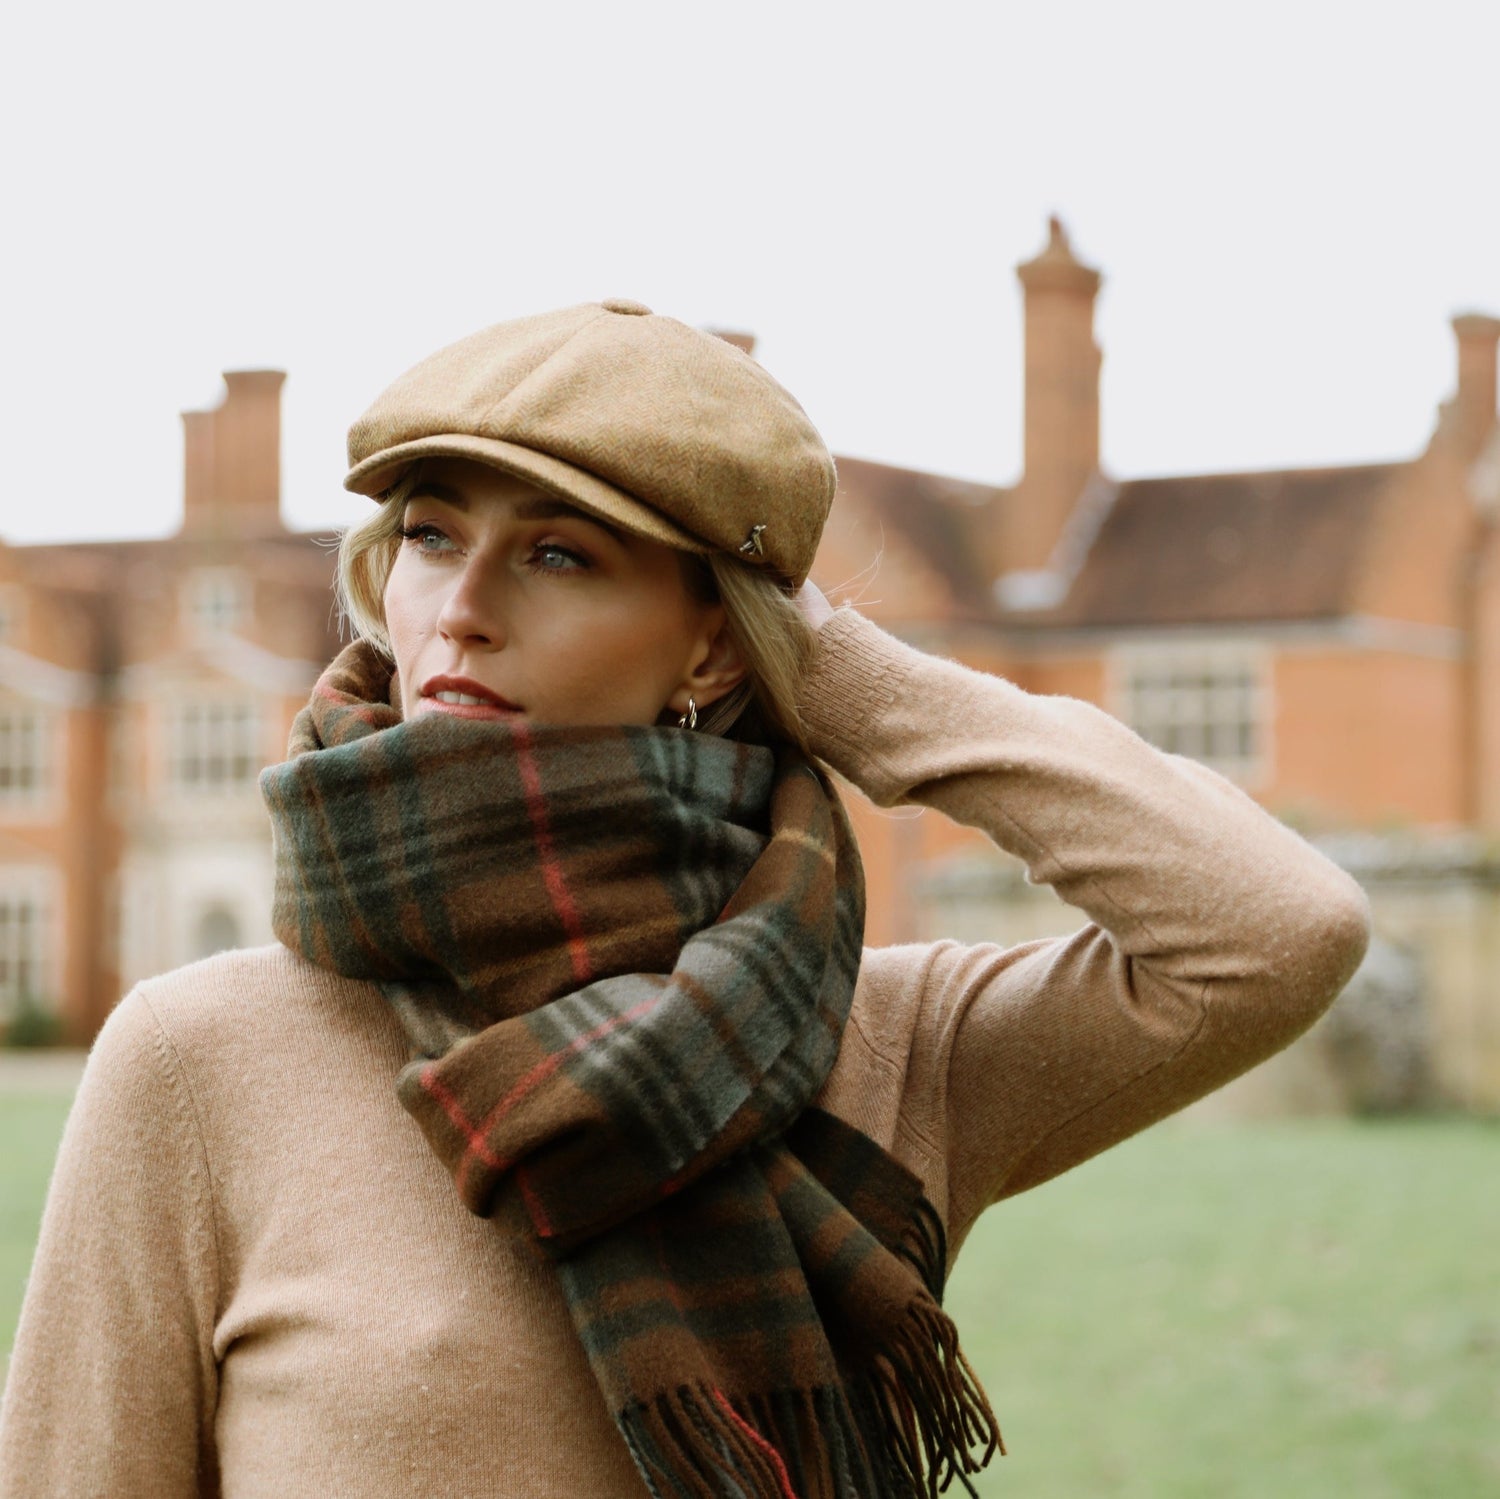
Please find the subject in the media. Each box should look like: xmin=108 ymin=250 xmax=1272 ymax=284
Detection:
xmin=0 ymin=611 xmax=1369 ymax=1498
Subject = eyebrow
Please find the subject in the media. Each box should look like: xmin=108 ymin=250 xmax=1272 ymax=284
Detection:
xmin=406 ymin=482 xmax=625 ymax=538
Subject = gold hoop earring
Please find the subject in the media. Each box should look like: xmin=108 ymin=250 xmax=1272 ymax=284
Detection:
xmin=677 ymin=697 xmax=698 ymax=731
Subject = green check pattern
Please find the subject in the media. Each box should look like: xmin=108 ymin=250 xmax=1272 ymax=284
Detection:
xmin=262 ymin=641 xmax=999 ymax=1499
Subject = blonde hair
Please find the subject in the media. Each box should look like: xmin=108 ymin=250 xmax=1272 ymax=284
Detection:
xmin=335 ymin=468 xmax=816 ymax=749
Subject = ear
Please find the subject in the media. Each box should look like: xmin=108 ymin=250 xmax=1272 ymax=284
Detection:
xmin=666 ymin=614 xmax=746 ymax=716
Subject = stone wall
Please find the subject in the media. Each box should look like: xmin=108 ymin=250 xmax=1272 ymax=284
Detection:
xmin=915 ymin=831 xmax=1500 ymax=1118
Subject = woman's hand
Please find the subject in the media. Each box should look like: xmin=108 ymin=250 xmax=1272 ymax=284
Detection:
xmin=793 ymin=578 xmax=835 ymax=631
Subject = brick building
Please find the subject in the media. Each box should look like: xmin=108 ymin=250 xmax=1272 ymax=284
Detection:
xmin=817 ymin=220 xmax=1500 ymax=954
xmin=2 ymin=228 xmax=1498 ymax=1076
xmin=0 ymin=374 xmax=337 ymax=1039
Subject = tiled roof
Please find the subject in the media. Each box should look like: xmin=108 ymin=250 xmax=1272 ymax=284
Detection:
xmin=1035 ymin=463 xmax=1405 ymax=627
xmin=831 ymin=456 xmax=1407 ymax=629
xmin=830 ymin=457 xmax=1005 ymax=617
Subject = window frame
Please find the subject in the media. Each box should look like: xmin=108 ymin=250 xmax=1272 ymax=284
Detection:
xmin=0 ymin=703 xmax=57 ymax=817
xmin=181 ymin=568 xmax=251 ymax=638
xmin=1109 ymin=639 xmax=1272 ymax=789
xmin=0 ymin=865 xmax=59 ymax=1021
xmin=163 ymin=697 xmax=264 ymax=796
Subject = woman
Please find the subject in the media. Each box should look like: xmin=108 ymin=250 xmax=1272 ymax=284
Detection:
xmin=0 ymin=300 xmax=1370 ymax=1498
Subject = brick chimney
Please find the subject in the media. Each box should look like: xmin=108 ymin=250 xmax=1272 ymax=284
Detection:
xmin=181 ymin=369 xmax=287 ymax=534
xmin=1448 ymin=313 xmax=1500 ymax=462
xmin=999 ymin=217 xmax=1103 ymax=581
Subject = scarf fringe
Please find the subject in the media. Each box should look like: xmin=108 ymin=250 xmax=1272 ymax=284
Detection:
xmin=618 ymin=1304 xmax=1002 ymax=1499
xmin=896 ymin=1194 xmax=949 ymax=1301
xmin=881 ymin=1195 xmax=1004 ymax=1492
xmin=613 ymin=1190 xmax=1003 ymax=1499
xmin=620 ymin=1383 xmax=887 ymax=1499
xmin=852 ymin=1297 xmax=1006 ymax=1499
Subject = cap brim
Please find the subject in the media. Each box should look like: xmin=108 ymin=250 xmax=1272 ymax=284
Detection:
xmin=343 ymin=434 xmax=710 ymax=555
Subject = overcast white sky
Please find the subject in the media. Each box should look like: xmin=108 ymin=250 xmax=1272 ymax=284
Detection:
xmin=2 ymin=0 xmax=1496 ymax=545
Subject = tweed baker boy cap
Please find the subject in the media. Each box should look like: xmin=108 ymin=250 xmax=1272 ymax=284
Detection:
xmin=345 ymin=299 xmax=837 ymax=587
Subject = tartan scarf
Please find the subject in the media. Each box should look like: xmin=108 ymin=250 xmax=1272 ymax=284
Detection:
xmin=262 ymin=641 xmax=1000 ymax=1499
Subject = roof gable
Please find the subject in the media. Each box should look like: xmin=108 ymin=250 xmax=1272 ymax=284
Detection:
xmin=827 ymin=457 xmax=1004 ymax=617
xmin=1044 ymin=463 xmax=1406 ymax=627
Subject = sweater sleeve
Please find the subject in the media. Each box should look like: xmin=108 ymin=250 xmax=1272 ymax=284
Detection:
xmin=799 ymin=609 xmax=1371 ymax=1244
xmin=0 ymin=991 xmax=221 ymax=1498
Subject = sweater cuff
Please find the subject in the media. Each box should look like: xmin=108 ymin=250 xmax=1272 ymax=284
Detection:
xmin=796 ymin=609 xmax=918 ymax=795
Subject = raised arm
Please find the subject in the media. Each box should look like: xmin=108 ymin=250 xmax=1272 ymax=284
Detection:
xmin=797 ymin=605 xmax=1370 ymax=1245
xmin=0 ymin=993 xmax=221 ymax=1497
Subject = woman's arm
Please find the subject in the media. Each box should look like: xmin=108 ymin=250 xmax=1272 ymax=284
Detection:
xmin=797 ymin=604 xmax=1370 ymax=1244
xmin=0 ymin=992 xmax=221 ymax=1497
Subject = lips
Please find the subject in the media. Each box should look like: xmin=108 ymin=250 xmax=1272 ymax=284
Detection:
xmin=418 ymin=674 xmax=523 ymax=718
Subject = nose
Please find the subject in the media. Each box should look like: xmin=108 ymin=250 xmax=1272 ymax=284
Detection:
xmin=435 ymin=554 xmax=507 ymax=648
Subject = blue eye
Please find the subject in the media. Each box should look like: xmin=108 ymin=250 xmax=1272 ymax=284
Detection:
xmin=399 ymin=523 xmax=454 ymax=554
xmin=530 ymin=543 xmax=588 ymax=573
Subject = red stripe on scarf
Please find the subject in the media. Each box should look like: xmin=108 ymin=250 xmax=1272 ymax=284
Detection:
xmin=515 ymin=1165 xmax=552 ymax=1236
xmin=513 ymin=721 xmax=594 ymax=985
xmin=314 ymin=680 xmax=387 ymax=727
xmin=420 ymin=992 xmax=663 ymax=1209
xmin=712 ymin=1389 xmax=800 ymax=1499
xmin=417 ymin=1067 xmax=512 ymax=1174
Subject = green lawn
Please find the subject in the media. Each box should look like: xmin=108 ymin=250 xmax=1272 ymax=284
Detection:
xmin=0 ymin=1091 xmax=73 ymax=1363
xmin=2 ymin=1092 xmax=1496 ymax=1496
xmin=946 ymin=1118 xmax=1500 ymax=1498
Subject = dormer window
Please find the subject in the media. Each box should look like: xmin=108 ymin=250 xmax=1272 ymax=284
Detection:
xmin=183 ymin=569 xmax=250 ymax=637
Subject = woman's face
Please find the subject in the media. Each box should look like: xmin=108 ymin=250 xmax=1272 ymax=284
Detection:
xmin=383 ymin=459 xmax=741 ymax=728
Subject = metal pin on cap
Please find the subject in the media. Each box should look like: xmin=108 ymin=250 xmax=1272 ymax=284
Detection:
xmin=738 ymin=524 xmax=767 ymax=557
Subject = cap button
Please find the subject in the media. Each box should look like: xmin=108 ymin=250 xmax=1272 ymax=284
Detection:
xmin=600 ymin=298 xmax=652 ymax=316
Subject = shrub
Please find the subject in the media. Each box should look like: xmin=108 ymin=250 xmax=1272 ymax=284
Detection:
xmin=1314 ymin=936 xmax=1433 ymax=1113
xmin=3 ymin=992 xmax=64 ymax=1049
